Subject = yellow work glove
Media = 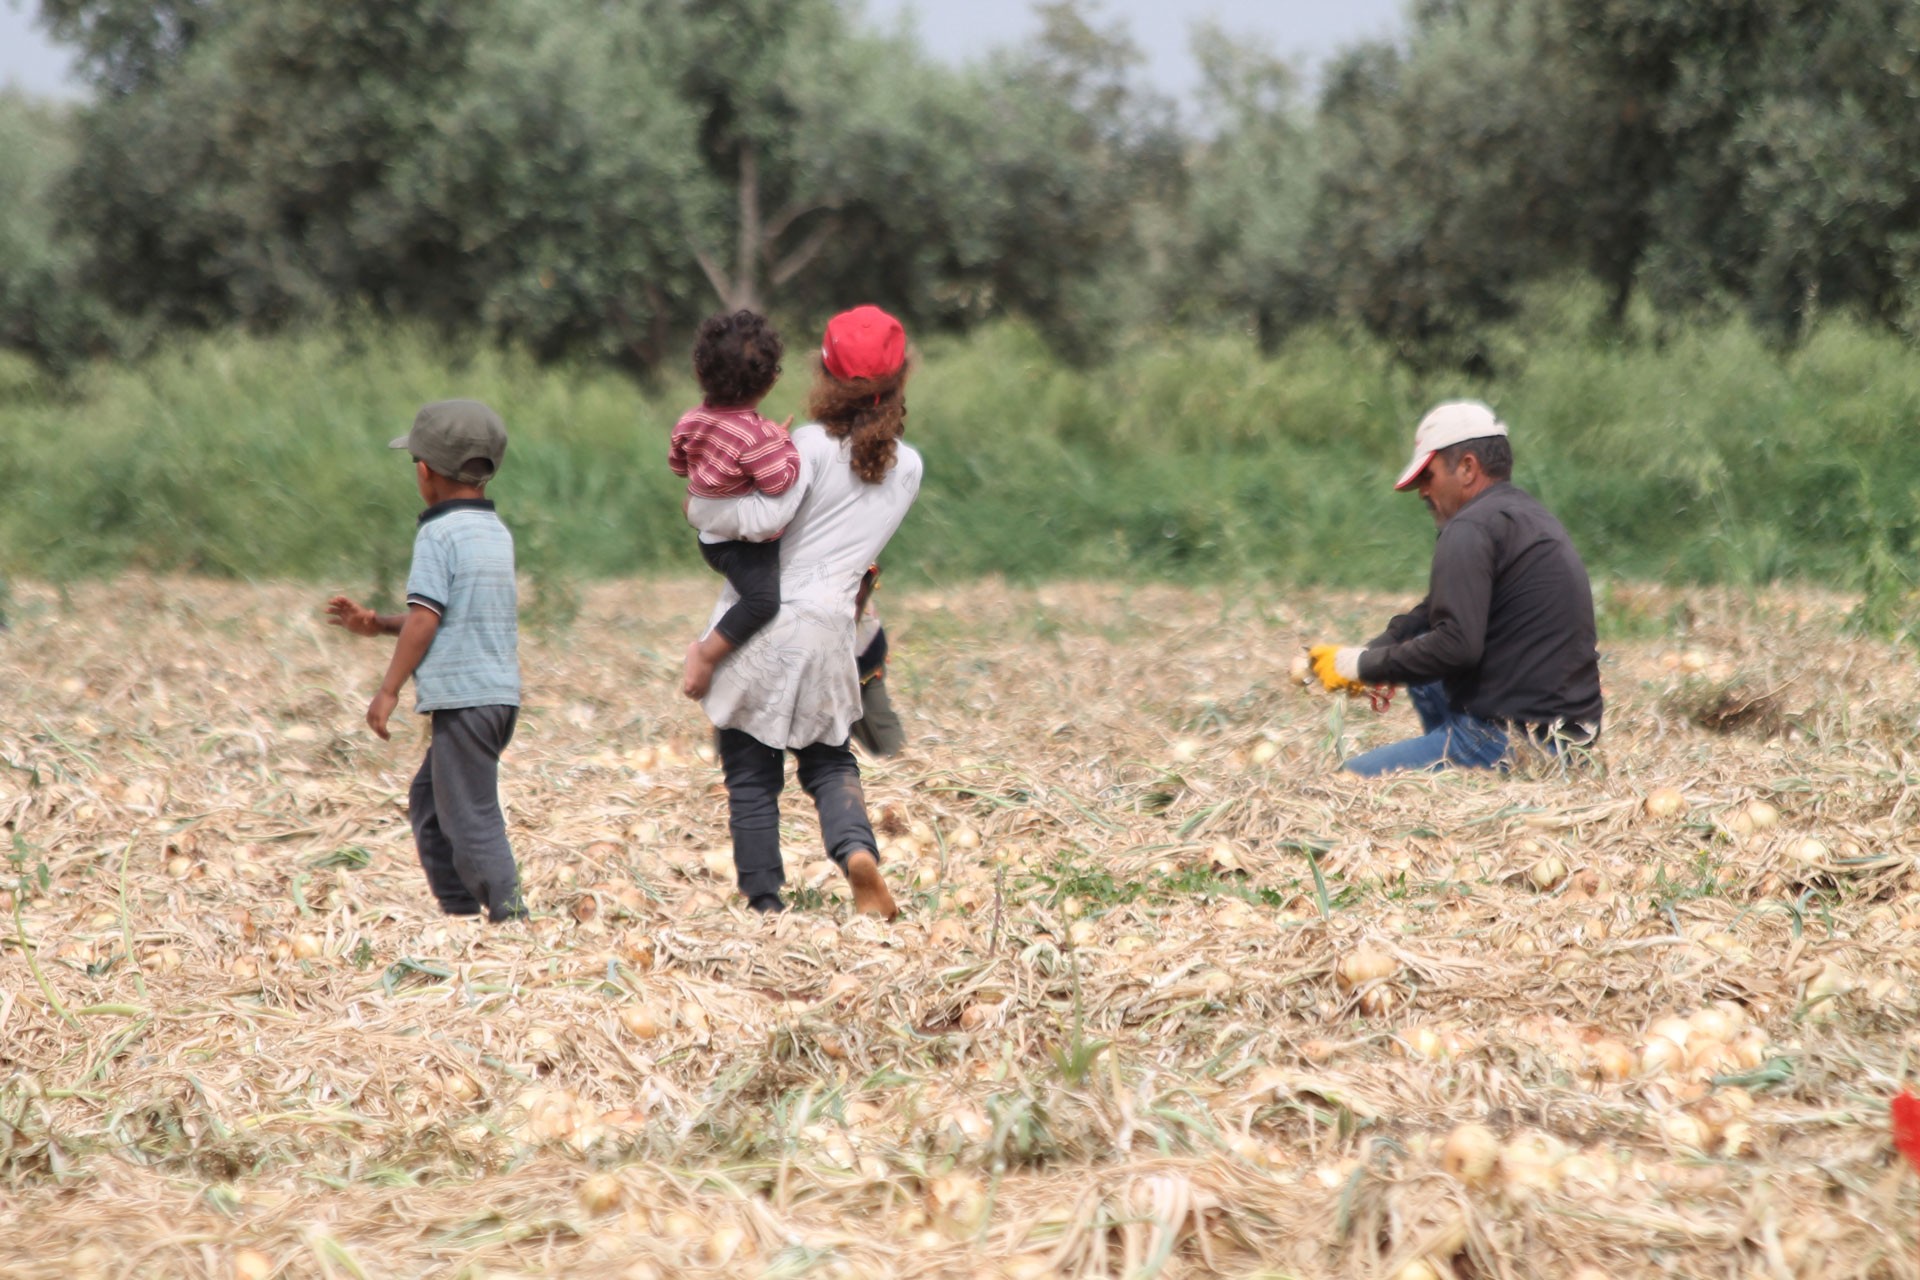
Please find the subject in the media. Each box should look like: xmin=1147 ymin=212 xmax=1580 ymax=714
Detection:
xmin=1308 ymin=644 xmax=1369 ymax=695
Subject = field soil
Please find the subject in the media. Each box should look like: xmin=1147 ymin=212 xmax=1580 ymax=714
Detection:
xmin=1 ymin=575 xmax=1916 ymax=1278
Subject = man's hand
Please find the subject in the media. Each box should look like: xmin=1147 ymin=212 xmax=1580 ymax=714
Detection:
xmin=1308 ymin=644 xmax=1369 ymax=695
xmin=327 ymin=596 xmax=383 ymax=637
xmin=366 ymin=688 xmax=399 ymax=740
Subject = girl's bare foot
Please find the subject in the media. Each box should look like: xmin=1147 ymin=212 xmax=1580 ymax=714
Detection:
xmin=845 ymin=851 xmax=897 ymax=920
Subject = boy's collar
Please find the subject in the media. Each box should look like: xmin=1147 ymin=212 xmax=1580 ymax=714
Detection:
xmin=419 ymin=498 xmax=496 ymax=525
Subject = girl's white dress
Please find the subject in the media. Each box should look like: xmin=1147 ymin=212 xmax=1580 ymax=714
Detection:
xmin=698 ymin=423 xmax=923 ymax=749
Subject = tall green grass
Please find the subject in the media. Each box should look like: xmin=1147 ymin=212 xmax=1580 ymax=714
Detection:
xmin=5 ymin=293 xmax=1920 ymax=603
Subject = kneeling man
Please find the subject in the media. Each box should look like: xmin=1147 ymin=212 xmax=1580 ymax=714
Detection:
xmin=1311 ymin=401 xmax=1602 ymax=775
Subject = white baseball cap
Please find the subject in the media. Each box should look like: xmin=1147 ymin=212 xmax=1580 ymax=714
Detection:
xmin=1393 ymin=400 xmax=1509 ymax=491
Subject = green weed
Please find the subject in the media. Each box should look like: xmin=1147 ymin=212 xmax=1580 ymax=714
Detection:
xmin=7 ymin=297 xmax=1920 ymax=595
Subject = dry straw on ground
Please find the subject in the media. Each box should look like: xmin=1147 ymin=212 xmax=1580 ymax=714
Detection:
xmin=2 ymin=574 xmax=1918 ymax=1279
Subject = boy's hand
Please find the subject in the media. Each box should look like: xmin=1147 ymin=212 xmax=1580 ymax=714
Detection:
xmin=366 ymin=688 xmax=399 ymax=740
xmin=327 ymin=596 xmax=382 ymax=637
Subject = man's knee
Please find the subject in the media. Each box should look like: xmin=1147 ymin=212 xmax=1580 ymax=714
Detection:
xmin=1406 ymin=681 xmax=1450 ymax=727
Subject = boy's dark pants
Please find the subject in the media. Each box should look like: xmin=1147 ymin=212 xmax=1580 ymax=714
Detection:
xmin=850 ymin=676 xmax=906 ymax=757
xmin=701 ymin=538 xmax=781 ymax=645
xmin=410 ymin=705 xmax=523 ymax=921
xmin=716 ymin=727 xmax=878 ymax=901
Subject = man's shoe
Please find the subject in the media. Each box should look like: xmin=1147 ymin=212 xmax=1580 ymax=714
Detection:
xmin=749 ymin=893 xmax=787 ymax=914
xmin=845 ymin=851 xmax=897 ymax=920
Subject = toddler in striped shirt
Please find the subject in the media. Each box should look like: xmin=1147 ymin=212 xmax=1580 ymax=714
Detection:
xmin=670 ymin=309 xmax=802 ymax=699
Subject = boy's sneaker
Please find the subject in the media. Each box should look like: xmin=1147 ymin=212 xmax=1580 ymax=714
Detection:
xmin=480 ymin=883 xmax=529 ymax=923
xmin=749 ymin=893 xmax=787 ymax=914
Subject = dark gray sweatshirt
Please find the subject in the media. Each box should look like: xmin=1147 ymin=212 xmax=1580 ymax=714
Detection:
xmin=1357 ymin=483 xmax=1603 ymax=729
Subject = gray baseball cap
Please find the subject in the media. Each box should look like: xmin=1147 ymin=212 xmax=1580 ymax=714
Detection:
xmin=390 ymin=400 xmax=508 ymax=484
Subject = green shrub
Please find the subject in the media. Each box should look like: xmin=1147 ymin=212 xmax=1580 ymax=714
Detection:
xmin=5 ymin=294 xmax=1919 ymax=601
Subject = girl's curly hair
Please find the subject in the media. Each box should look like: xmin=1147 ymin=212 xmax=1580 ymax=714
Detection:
xmin=807 ymin=354 xmax=913 ymax=484
xmin=692 ymin=310 xmax=783 ymax=406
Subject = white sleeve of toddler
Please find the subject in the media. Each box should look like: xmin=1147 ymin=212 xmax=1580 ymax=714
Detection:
xmin=686 ymin=459 xmax=811 ymax=543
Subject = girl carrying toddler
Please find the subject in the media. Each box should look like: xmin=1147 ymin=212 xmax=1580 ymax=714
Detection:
xmin=670 ymin=310 xmax=801 ymax=699
xmin=691 ymin=306 xmax=922 ymax=917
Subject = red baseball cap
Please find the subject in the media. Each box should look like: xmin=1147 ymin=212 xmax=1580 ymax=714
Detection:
xmin=821 ymin=305 xmax=906 ymax=381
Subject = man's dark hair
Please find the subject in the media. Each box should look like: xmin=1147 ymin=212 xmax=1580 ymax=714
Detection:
xmin=1437 ymin=435 xmax=1512 ymax=482
xmin=692 ymin=310 xmax=784 ymax=406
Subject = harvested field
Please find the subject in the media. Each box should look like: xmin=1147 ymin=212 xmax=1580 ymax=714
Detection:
xmin=2 ymin=574 xmax=1918 ymax=1279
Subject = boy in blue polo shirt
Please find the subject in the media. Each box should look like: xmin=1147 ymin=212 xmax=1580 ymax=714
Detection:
xmin=327 ymin=399 xmax=527 ymax=922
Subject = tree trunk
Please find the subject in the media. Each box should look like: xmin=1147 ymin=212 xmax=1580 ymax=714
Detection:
xmin=693 ymin=142 xmax=764 ymax=312
xmin=731 ymin=141 xmax=763 ymax=312
xmin=693 ymin=139 xmax=838 ymax=311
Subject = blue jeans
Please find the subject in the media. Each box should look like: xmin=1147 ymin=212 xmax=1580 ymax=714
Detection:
xmin=1342 ymin=682 xmax=1511 ymax=776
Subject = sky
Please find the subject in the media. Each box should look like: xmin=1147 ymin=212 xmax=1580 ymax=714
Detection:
xmin=0 ymin=0 xmax=1407 ymax=101
xmin=865 ymin=0 xmax=1406 ymax=102
xmin=0 ymin=1 xmax=73 ymax=97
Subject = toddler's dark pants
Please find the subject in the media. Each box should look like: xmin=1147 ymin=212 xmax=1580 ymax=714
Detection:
xmin=716 ymin=727 xmax=879 ymax=901
xmin=700 ymin=538 xmax=782 ymax=645
xmin=409 ymin=705 xmax=524 ymax=921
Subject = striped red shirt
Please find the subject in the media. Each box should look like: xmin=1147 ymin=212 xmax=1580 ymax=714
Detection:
xmin=668 ymin=405 xmax=801 ymax=499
